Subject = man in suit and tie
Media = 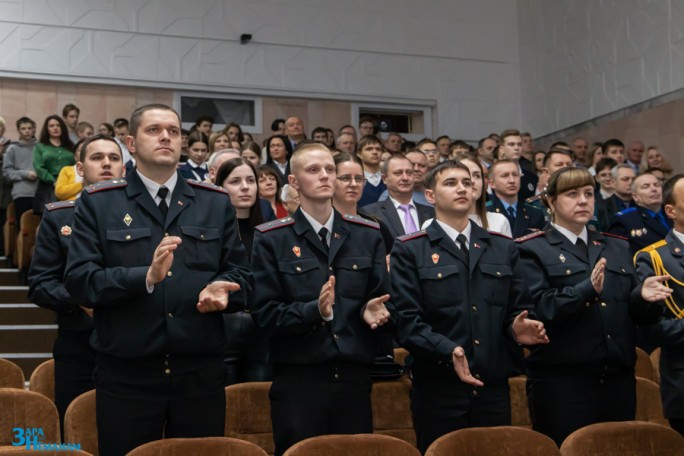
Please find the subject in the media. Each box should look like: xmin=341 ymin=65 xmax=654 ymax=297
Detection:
xmin=361 ymin=155 xmax=435 ymax=245
xmin=498 ymin=129 xmax=538 ymax=201
xmin=486 ymin=159 xmax=544 ymax=238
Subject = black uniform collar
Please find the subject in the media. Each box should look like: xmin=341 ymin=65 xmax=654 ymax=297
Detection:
xmin=427 ymin=219 xmax=491 ymax=273
xmin=292 ymin=208 xmax=350 ymax=264
xmin=126 ymin=169 xmax=196 ymax=227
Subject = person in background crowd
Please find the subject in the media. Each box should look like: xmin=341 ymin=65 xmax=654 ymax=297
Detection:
xmin=241 ymin=142 xmax=262 ymax=169
xmin=76 ymin=122 xmax=94 ymax=140
xmin=325 ymin=128 xmax=335 ymax=148
xmin=435 ymin=135 xmax=451 ymax=161
xmin=208 ymin=132 xmax=230 ymax=155
xmin=534 ymin=150 xmax=546 ymax=176
xmin=357 ymin=135 xmax=387 ymax=207
xmin=477 ymin=136 xmax=497 ymax=170
xmin=336 ymin=132 xmax=356 ymax=154
xmin=3 ymin=116 xmax=38 ymax=227
xmin=179 ymin=132 xmax=209 ymax=181
xmin=28 ymin=133 xmax=125 ymax=431
xmin=281 ymin=184 xmax=300 ymax=216
xmin=594 ymin=158 xmax=618 ymax=201
xmin=264 ymin=134 xmax=293 ymax=186
xmin=243 ymin=132 xmax=254 ymax=143
xmin=62 ymin=103 xmax=80 ymax=144
xmin=585 ymin=143 xmax=604 ymax=175
xmin=641 ymin=146 xmax=673 ymax=178
xmin=635 ymin=174 xmax=684 ymax=437
xmin=224 ymin=122 xmax=244 ymax=144
xmin=385 ymin=132 xmax=403 ymax=155
xmin=285 ymin=116 xmax=306 ymax=148
xmin=113 ymin=118 xmax=129 ymax=143
xmin=608 ymin=172 xmax=672 ymax=257
xmin=258 ymin=165 xmax=288 ymax=218
xmin=215 ymin=157 xmax=272 ymax=385
xmin=517 ymin=167 xmax=669 ymax=447
xmin=603 ymin=138 xmax=626 ymax=164
xmin=417 ymin=139 xmax=440 ymax=170
xmin=54 ymin=138 xmax=86 ymax=201
xmin=195 ymin=115 xmax=214 ymax=137
xmin=391 ymin=160 xmax=547 ymax=453
xmin=206 ymin=149 xmax=240 ymax=184
xmin=573 ymin=137 xmax=590 ymax=166
xmin=449 ymin=140 xmax=472 ymax=160
xmin=597 ymin=164 xmax=635 ymax=227
xmin=498 ymin=129 xmax=538 ymax=202
xmin=462 ymin=156 xmax=512 ymax=236
xmin=32 ymin=115 xmax=75 ymax=214
xmin=271 ymin=118 xmax=285 ymax=135
xmin=359 ymin=117 xmax=378 ymax=137
xmin=98 ymin=123 xmax=115 ymax=137
xmin=251 ymin=142 xmax=392 ymax=456
xmin=625 ymin=141 xmax=645 ymax=175
xmin=332 ymin=152 xmax=366 ymax=217
xmin=311 ymin=126 xmax=328 ymax=143
xmin=64 ymin=104 xmax=252 ymax=456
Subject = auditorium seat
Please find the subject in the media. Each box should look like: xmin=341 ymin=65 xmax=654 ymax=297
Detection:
xmin=63 ymin=390 xmax=97 ymax=456
xmin=29 ymin=359 xmax=54 ymax=402
xmin=282 ymin=434 xmax=420 ymax=456
xmin=509 ymin=376 xmax=532 ymax=428
xmin=127 ymin=437 xmax=268 ymax=456
xmin=635 ymin=347 xmax=655 ymax=382
xmin=560 ymin=421 xmax=684 ymax=456
xmin=393 ymin=348 xmax=409 ymax=367
xmin=3 ymin=202 xmax=16 ymax=264
xmin=0 ymin=358 xmax=25 ymax=389
xmin=224 ymin=382 xmax=274 ymax=455
xmin=635 ymin=377 xmax=667 ymax=426
xmin=371 ymin=380 xmax=415 ymax=446
xmin=0 ymin=388 xmax=60 ymax=446
xmin=650 ymin=348 xmax=660 ymax=384
xmin=16 ymin=211 xmax=40 ymax=270
xmin=424 ymin=426 xmax=560 ymax=456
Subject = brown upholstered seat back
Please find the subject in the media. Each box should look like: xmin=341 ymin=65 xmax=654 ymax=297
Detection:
xmin=425 ymin=426 xmax=560 ymax=456
xmin=0 ymin=388 xmax=60 ymax=446
xmin=63 ymin=390 xmax=97 ymax=456
xmin=282 ymin=433 xmax=420 ymax=456
xmin=28 ymin=359 xmax=54 ymax=403
xmin=224 ymin=382 xmax=274 ymax=455
xmin=0 ymin=358 xmax=25 ymax=389
xmin=127 ymin=437 xmax=268 ymax=456
xmin=371 ymin=380 xmax=416 ymax=447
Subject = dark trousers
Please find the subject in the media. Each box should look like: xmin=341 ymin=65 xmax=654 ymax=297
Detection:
xmin=53 ymin=330 xmax=96 ymax=433
xmin=13 ymin=197 xmax=33 ymax=230
xmin=270 ymin=363 xmax=373 ymax=456
xmin=95 ymin=360 xmax=226 ymax=456
xmin=411 ymin=377 xmax=511 ymax=454
xmin=223 ymin=311 xmax=273 ymax=386
xmin=527 ymin=371 xmax=635 ymax=447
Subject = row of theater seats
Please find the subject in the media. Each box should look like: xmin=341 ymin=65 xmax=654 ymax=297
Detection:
xmin=0 ymin=349 xmax=673 ymax=455
xmin=3 ymin=202 xmax=41 ymax=270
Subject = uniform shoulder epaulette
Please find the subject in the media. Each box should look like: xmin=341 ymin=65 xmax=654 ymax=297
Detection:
xmin=187 ymin=179 xmax=228 ymax=194
xmin=255 ymin=217 xmax=295 ymax=233
xmin=343 ymin=214 xmax=379 ymax=229
xmin=616 ymin=207 xmax=637 ymax=216
xmin=601 ymin=232 xmax=628 ymax=241
xmin=485 ymin=200 xmax=494 ymax=207
xmin=83 ymin=178 xmax=127 ymax=194
xmin=45 ymin=200 xmax=76 ymax=211
xmin=637 ymin=239 xmax=668 ymax=254
xmin=525 ymin=194 xmax=542 ymax=203
xmin=489 ymin=230 xmax=512 ymax=239
xmin=523 ymin=201 xmax=542 ymax=210
xmin=515 ymin=231 xmax=545 ymax=243
xmin=397 ymin=230 xmax=427 ymax=242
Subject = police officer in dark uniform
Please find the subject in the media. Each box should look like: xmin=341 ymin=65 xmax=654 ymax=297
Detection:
xmin=609 ymin=172 xmax=672 ymax=256
xmin=486 ymin=159 xmax=545 ymax=238
xmin=251 ymin=142 xmax=392 ymax=456
xmin=390 ymin=161 xmax=548 ymax=453
xmin=28 ymin=134 xmax=125 ymax=430
xmin=64 ymin=104 xmax=252 ymax=456
xmin=516 ymin=167 xmax=670 ymax=446
xmin=635 ymin=173 xmax=684 ymax=436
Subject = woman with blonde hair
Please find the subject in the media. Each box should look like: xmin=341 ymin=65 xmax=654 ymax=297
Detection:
xmin=640 ymin=146 xmax=673 ymax=177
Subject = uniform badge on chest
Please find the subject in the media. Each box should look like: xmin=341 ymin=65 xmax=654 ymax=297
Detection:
xmin=293 ymin=246 xmax=301 ymax=257
xmin=432 ymin=253 xmax=439 ymax=264
xmin=123 ymin=213 xmax=133 ymax=226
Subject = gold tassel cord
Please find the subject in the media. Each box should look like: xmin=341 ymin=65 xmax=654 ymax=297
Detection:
xmin=648 ymin=249 xmax=684 ymax=319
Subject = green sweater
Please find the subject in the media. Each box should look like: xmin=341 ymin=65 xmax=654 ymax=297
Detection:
xmin=33 ymin=142 xmax=75 ymax=184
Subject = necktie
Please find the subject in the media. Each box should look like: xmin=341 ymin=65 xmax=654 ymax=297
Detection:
xmin=157 ymin=186 xmax=169 ymax=219
xmin=318 ymin=227 xmax=329 ymax=253
xmin=576 ymin=237 xmax=588 ymax=259
xmin=456 ymin=233 xmax=469 ymax=266
xmin=507 ymin=206 xmax=516 ymax=221
xmin=399 ymin=204 xmax=418 ymax=233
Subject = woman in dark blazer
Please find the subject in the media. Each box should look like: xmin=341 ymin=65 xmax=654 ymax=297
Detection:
xmin=516 ymin=167 xmax=670 ymax=446
xmin=263 ymin=134 xmax=293 ymax=185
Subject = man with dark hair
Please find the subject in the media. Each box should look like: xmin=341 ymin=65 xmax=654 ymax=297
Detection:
xmin=113 ymin=118 xmax=129 ymax=142
xmin=521 ymin=131 xmax=534 ymax=162
xmin=311 ymin=126 xmax=328 ymax=143
xmin=362 ymin=155 xmax=434 ymax=246
xmin=28 ymin=134 xmax=124 ymax=430
xmin=499 ymin=129 xmax=538 ymax=201
xmin=339 ymin=124 xmax=357 ymax=142
xmin=477 ymin=137 xmax=497 ymax=169
xmin=195 ymin=115 xmax=214 ymax=137
xmin=435 ymin=135 xmax=451 ymax=161
xmin=449 ymin=140 xmax=473 ymax=158
xmin=385 ymin=132 xmax=403 ymax=155
xmin=391 ymin=160 xmax=547 ymax=453
xmin=597 ymin=163 xmax=636 ymax=226
xmin=603 ymin=138 xmax=626 ymax=164
xmin=418 ymin=138 xmax=440 ymax=169
xmin=487 ymin=159 xmax=544 ymax=238
xmin=271 ymin=118 xmax=285 ymax=134
xmin=2 ymin=116 xmax=37 ymax=223
xmin=64 ymin=104 xmax=252 ymax=456
xmin=251 ymin=142 xmax=392 ymax=456
xmin=573 ymin=137 xmax=589 ymax=165
xmin=357 ymin=135 xmax=387 ymax=207
xmin=62 ymin=103 xmax=80 ymax=143
xmin=635 ymin=173 xmax=684 ymax=437
xmin=359 ymin=117 xmax=377 ymax=137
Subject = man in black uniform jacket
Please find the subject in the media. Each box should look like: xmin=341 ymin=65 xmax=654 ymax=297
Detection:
xmin=390 ymin=161 xmax=549 ymax=453
xmin=251 ymin=142 xmax=392 ymax=456
xmin=64 ymin=104 xmax=252 ymax=456
xmin=28 ymin=134 xmax=125 ymax=430
xmin=635 ymin=173 xmax=684 ymax=436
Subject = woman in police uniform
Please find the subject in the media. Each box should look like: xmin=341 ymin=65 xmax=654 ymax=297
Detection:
xmin=516 ymin=167 xmax=671 ymax=446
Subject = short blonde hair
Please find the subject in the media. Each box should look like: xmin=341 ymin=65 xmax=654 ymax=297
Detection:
xmin=543 ymin=167 xmax=594 ymax=212
xmin=290 ymin=142 xmax=333 ymax=174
